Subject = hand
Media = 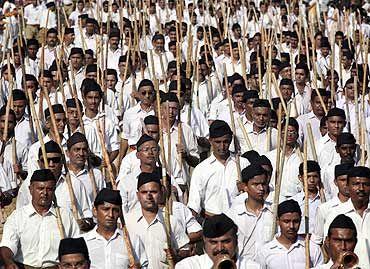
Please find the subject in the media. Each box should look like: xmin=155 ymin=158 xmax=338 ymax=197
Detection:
xmin=164 ymin=248 xmax=177 ymax=264
xmin=77 ymin=218 xmax=94 ymax=232
xmin=176 ymin=143 xmax=186 ymax=159
xmin=4 ymin=262 xmax=19 ymax=269
xmin=12 ymin=163 xmax=22 ymax=175
xmin=128 ymin=263 xmax=141 ymax=269
xmin=130 ymin=91 xmax=140 ymax=100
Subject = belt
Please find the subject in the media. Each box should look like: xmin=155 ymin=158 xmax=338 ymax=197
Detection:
xmin=16 ymin=263 xmax=58 ymax=269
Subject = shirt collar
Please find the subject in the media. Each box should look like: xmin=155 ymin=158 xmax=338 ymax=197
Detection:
xmin=25 ymin=203 xmax=57 ymax=217
xmin=236 ymin=200 xmax=272 ymax=215
xmin=209 ymin=152 xmax=235 ymax=165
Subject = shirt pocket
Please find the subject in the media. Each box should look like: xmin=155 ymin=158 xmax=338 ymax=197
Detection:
xmin=115 ymin=254 xmax=129 ymax=268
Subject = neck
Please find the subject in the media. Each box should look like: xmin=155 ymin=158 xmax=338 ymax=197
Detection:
xmin=142 ymin=207 xmax=158 ymax=224
xmin=140 ymin=102 xmax=152 ymax=111
xmin=32 ymin=202 xmax=51 ymax=215
xmin=351 ymin=198 xmax=369 ymax=213
xmin=338 ymin=193 xmax=349 ymax=203
xmin=96 ymin=225 xmax=116 ymax=240
xmin=253 ymin=123 xmax=265 ymax=133
xmin=308 ymin=188 xmax=318 ymax=198
xmin=284 ymin=143 xmax=296 ymax=155
xmin=277 ymin=233 xmax=297 ymax=247
xmin=85 ymin=109 xmax=98 ymax=118
xmin=48 ymin=131 xmax=62 ymax=142
xmin=68 ymin=162 xmax=84 ymax=174
xmin=245 ymin=198 xmax=264 ymax=214
xmin=214 ymin=151 xmax=230 ymax=164
xmin=328 ymin=133 xmax=337 ymax=142
xmin=140 ymin=163 xmax=155 ymax=173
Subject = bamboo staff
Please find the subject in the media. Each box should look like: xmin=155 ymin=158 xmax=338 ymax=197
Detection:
xmin=154 ymin=78 xmax=174 ymax=268
xmin=41 ymin=85 xmax=80 ymax=221
xmin=237 ymin=117 xmax=253 ymax=151
xmin=271 ymin=103 xmax=291 ymax=239
xmin=353 ymin=77 xmax=360 ymax=142
xmin=3 ymin=53 xmax=14 ymax=143
xmin=303 ymin=141 xmax=310 ymax=269
xmin=224 ymin=64 xmax=242 ymax=183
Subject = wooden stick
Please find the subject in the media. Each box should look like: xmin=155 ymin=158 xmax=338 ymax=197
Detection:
xmin=224 ymin=64 xmax=242 ymax=183
xmin=303 ymin=141 xmax=310 ymax=269
xmin=237 ymin=117 xmax=253 ymax=151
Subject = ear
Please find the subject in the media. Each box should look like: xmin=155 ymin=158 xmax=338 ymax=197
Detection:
xmin=242 ymin=182 xmax=248 ymax=193
xmin=298 ymin=174 xmax=303 ymax=183
xmin=92 ymin=206 xmax=97 ymax=218
xmin=335 ymin=146 xmax=339 ymax=153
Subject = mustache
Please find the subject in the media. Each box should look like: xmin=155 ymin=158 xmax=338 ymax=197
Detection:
xmin=213 ymin=249 xmax=229 ymax=256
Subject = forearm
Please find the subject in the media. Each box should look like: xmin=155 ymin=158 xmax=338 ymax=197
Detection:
xmin=108 ymin=150 xmax=119 ymax=163
xmin=184 ymin=154 xmax=199 ymax=167
xmin=188 ymin=231 xmax=202 ymax=243
xmin=0 ymin=247 xmax=16 ymax=266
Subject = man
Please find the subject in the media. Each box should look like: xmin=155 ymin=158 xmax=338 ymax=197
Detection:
xmin=323 ymin=166 xmax=370 ymax=268
xmin=37 ymin=28 xmax=58 ymax=69
xmin=292 ymin=161 xmax=323 ymax=235
xmin=293 ymin=63 xmax=312 ymax=115
xmin=58 ymin=238 xmax=90 ymax=269
xmin=83 ymin=188 xmax=148 ymax=268
xmin=66 ymin=98 xmax=86 ymax=134
xmin=225 ymin=164 xmax=273 ymax=260
xmin=68 ymin=47 xmax=85 ymax=97
xmin=160 ymin=92 xmax=199 ymax=192
xmin=118 ymin=134 xmax=160 ymax=213
xmin=312 ymin=163 xmax=352 ymax=245
xmin=278 ymin=78 xmax=298 ymax=117
xmin=192 ymin=58 xmax=212 ymax=117
xmin=67 ymin=132 xmax=106 ymax=202
xmin=256 ymin=199 xmax=323 ymax=268
xmin=121 ymin=79 xmax=156 ymax=156
xmin=316 ymin=107 xmax=346 ymax=169
xmin=188 ymin=120 xmax=249 ymax=216
xmin=82 ymin=78 xmax=119 ymax=162
xmin=36 ymin=70 xmax=64 ymax=112
xmin=266 ymin=118 xmax=302 ymax=201
xmin=0 ymin=169 xmax=79 ymax=268
xmin=12 ymin=89 xmax=36 ymax=147
xmin=0 ymin=106 xmax=29 ymax=185
xmin=27 ymin=104 xmax=67 ymax=175
xmin=125 ymin=171 xmax=189 ymax=268
xmin=75 ymin=18 xmax=99 ymax=52
xmin=17 ymin=141 xmax=93 ymax=229
xmin=322 ymin=132 xmax=358 ymax=198
xmin=314 ymin=215 xmax=358 ymax=269
xmin=236 ymin=99 xmax=278 ymax=155
xmin=23 ymin=0 xmax=42 ymax=40
xmin=104 ymin=30 xmax=122 ymax=72
xmin=176 ymin=214 xmax=261 ymax=268
xmin=297 ymin=89 xmax=329 ymax=143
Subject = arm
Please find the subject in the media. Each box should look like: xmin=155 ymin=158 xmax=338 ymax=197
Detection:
xmin=0 ymin=247 xmax=18 ymax=269
xmin=108 ymin=150 xmax=119 ymax=163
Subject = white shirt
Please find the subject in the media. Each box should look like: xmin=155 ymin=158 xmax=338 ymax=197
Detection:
xmin=188 ymin=153 xmax=249 ymax=214
xmin=162 ymin=121 xmax=199 ymax=186
xmin=39 ymin=9 xmax=57 ymax=28
xmin=208 ymin=94 xmax=228 ymax=121
xmin=256 ymin=236 xmax=323 ymax=269
xmin=117 ymin=150 xmax=139 ymax=183
xmin=323 ymin=200 xmax=370 ymax=268
xmin=15 ymin=115 xmax=36 ymax=147
xmin=16 ymin=174 xmax=92 ymax=218
xmin=70 ymin=167 xmax=106 ymax=203
xmin=121 ymin=103 xmax=155 ymax=146
xmin=83 ymin=113 xmax=119 ymax=158
xmin=236 ymin=122 xmax=278 ymax=155
xmin=117 ymin=165 xmax=141 ymax=214
xmin=147 ymin=50 xmax=174 ymax=80
xmin=192 ymin=79 xmax=212 ymax=118
xmin=175 ymin=253 xmax=262 ymax=269
xmin=296 ymin=111 xmax=322 ymax=145
xmin=0 ymin=204 xmax=80 ymax=267
xmin=0 ymin=138 xmax=29 ymax=188
xmin=311 ymin=196 xmax=345 ymax=245
xmin=224 ymin=200 xmax=274 ymax=260
xmin=170 ymin=201 xmax=202 ymax=234
xmin=82 ymin=227 xmax=148 ymax=269
xmin=125 ymin=208 xmax=189 ymax=269
xmin=265 ymin=147 xmax=302 ymax=201
xmin=36 ymin=45 xmax=57 ymax=70
xmin=180 ymin=104 xmax=209 ymax=138
xmin=23 ymin=4 xmax=42 ymax=25
xmin=291 ymin=191 xmax=322 ymax=235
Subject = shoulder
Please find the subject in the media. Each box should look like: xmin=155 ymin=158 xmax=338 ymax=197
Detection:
xmin=175 ymin=254 xmax=207 ymax=268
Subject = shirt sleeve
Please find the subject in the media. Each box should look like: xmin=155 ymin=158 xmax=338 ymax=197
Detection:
xmin=310 ymin=241 xmax=324 ymax=267
xmin=171 ymin=216 xmax=190 ymax=250
xmin=311 ymin=204 xmax=325 ymax=245
xmin=184 ymin=126 xmax=200 ymax=159
xmin=74 ymin=181 xmax=93 ymax=218
xmin=0 ymin=210 xmax=20 ymax=255
xmin=183 ymin=205 xmax=202 ymax=234
xmin=187 ymin=167 xmax=204 ymax=214
xmin=132 ymin=234 xmax=149 ymax=269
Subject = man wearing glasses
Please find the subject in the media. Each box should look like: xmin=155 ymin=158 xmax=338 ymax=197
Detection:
xmin=58 ymin=238 xmax=90 ymax=269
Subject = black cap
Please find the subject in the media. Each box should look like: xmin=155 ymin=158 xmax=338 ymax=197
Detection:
xmin=66 ymin=98 xmax=83 ymax=109
xmin=12 ymin=89 xmax=27 ymax=101
xmin=203 ymin=214 xmax=237 ymax=238
xmin=160 ymin=92 xmax=179 ymax=104
xmin=241 ymin=164 xmax=267 ymax=183
xmin=231 ymin=85 xmax=246 ymax=96
xmin=67 ymin=132 xmax=88 ymax=150
xmin=44 ymin=104 xmax=65 ymax=119
xmin=209 ymin=120 xmax=233 ymax=138
xmin=347 ymin=166 xmax=370 ymax=179
xmin=64 ymin=27 xmax=74 ymax=35
xmin=253 ymin=99 xmax=271 ymax=108
xmin=136 ymin=134 xmax=155 ymax=149
xmin=94 ymin=188 xmax=122 ymax=206
xmin=58 ymin=237 xmax=89 ymax=261
xmin=241 ymin=150 xmax=260 ymax=163
xmin=326 ymin=108 xmax=346 ymax=119
xmin=335 ymin=163 xmax=354 ymax=178
xmin=244 ymin=90 xmax=259 ymax=100
xmin=336 ymin=133 xmax=356 ymax=147
xmin=70 ymin=47 xmax=84 ymax=56
xmin=328 ymin=214 xmax=357 ymax=238
xmin=278 ymin=199 xmax=301 ymax=217
xmin=137 ymin=171 xmax=162 ymax=190
xmin=30 ymin=169 xmax=56 ymax=182
xmin=144 ymin=115 xmax=159 ymax=125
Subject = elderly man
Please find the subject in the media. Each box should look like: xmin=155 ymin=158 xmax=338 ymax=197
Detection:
xmin=0 ymin=169 xmax=79 ymax=268
xmin=175 ymin=214 xmax=261 ymax=268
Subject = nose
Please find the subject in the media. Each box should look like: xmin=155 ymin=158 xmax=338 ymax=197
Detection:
xmin=216 ymin=242 xmax=223 ymax=252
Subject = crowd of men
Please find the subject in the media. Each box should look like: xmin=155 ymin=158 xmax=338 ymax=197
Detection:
xmin=0 ymin=0 xmax=369 ymax=268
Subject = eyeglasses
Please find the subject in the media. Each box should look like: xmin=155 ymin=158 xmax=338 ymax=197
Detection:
xmin=60 ymin=260 xmax=88 ymax=269
xmin=44 ymin=157 xmax=62 ymax=163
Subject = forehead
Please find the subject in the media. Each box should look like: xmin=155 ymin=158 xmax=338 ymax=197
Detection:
xmin=97 ymin=201 xmax=121 ymax=209
xmin=140 ymin=140 xmax=157 ymax=148
xmin=32 ymin=180 xmax=56 ymax=187
xmin=205 ymin=229 xmax=235 ymax=242
xmin=60 ymin=253 xmax=86 ymax=262
xmin=71 ymin=141 xmax=88 ymax=149
xmin=138 ymin=181 xmax=161 ymax=191
xmin=54 ymin=113 xmax=66 ymax=119
xmin=329 ymin=228 xmax=355 ymax=238
xmin=146 ymin=124 xmax=159 ymax=130
xmin=279 ymin=212 xmax=301 ymax=220
xmin=348 ymin=176 xmax=370 ymax=183
xmin=85 ymin=91 xmax=101 ymax=97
